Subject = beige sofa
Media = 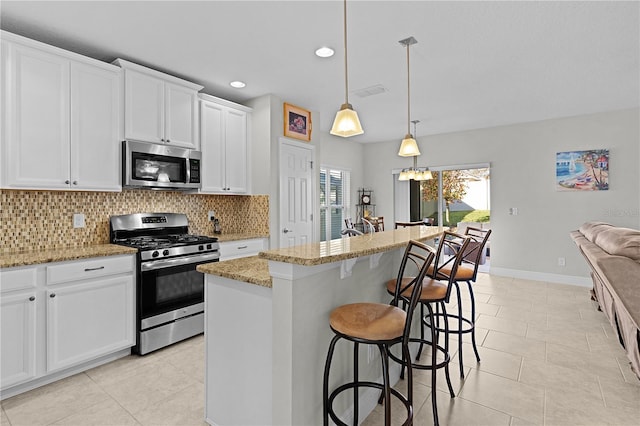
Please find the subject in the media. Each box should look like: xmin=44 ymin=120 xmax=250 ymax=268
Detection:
xmin=570 ymin=222 xmax=640 ymax=380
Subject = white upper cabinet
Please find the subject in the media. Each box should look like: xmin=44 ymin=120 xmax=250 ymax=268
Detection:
xmin=70 ymin=62 xmax=121 ymax=190
xmin=199 ymin=94 xmax=251 ymax=194
xmin=123 ymin=69 xmax=165 ymax=144
xmin=115 ymin=59 xmax=202 ymax=149
xmin=1 ymin=31 xmax=121 ymax=191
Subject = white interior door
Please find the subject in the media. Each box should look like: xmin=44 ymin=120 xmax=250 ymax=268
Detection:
xmin=279 ymin=140 xmax=315 ymax=248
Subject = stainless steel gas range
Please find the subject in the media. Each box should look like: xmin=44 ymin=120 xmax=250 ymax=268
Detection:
xmin=110 ymin=213 xmax=219 ymax=355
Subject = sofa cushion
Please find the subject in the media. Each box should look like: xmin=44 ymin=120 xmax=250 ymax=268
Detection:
xmin=595 ymin=227 xmax=640 ymax=263
xmin=593 ymin=255 xmax=640 ymax=328
xmin=579 ymin=221 xmax=613 ymax=242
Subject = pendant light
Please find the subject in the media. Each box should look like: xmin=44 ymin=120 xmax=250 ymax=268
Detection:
xmin=398 ymin=120 xmax=432 ymax=181
xmin=397 ymin=37 xmax=420 ymax=156
xmin=330 ymin=0 xmax=364 ymax=137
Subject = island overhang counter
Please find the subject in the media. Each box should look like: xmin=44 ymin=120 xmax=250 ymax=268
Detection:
xmin=197 ymin=226 xmax=444 ymax=426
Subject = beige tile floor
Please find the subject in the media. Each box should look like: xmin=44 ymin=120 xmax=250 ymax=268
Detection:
xmin=2 ymin=274 xmax=639 ymax=425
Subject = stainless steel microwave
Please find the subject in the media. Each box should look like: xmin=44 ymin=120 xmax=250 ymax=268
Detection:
xmin=122 ymin=140 xmax=201 ymax=190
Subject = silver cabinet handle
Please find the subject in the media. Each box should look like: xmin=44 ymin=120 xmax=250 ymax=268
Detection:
xmin=72 ymin=181 xmax=78 ymax=185
xmin=29 ymin=296 xmax=35 ymax=301
xmin=237 ymin=245 xmax=248 ymax=249
xmin=49 ymin=293 xmax=56 ymax=298
xmin=84 ymin=266 xmax=105 ymax=272
xmin=166 ymin=139 xmax=170 ymax=143
xmin=65 ymin=180 xmax=70 ymax=184
xmin=283 ymin=228 xmax=291 ymax=234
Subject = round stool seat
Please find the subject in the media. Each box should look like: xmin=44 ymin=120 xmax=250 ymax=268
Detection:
xmin=330 ymin=303 xmax=406 ymax=341
xmin=385 ymin=277 xmax=414 ymax=296
xmin=386 ymin=278 xmax=448 ymax=301
xmin=428 ymin=263 xmax=475 ymax=281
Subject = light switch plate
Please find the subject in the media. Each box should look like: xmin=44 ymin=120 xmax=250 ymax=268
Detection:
xmin=208 ymin=210 xmax=215 ymax=221
xmin=73 ymin=213 xmax=85 ymax=228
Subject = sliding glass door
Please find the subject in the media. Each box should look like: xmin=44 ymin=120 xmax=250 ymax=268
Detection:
xmin=409 ymin=164 xmax=491 ymax=228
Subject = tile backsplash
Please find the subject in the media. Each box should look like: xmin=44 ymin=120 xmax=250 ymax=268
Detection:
xmin=1 ymin=190 xmax=269 ymax=253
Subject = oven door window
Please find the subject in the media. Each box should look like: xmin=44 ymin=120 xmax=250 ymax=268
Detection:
xmin=132 ymin=152 xmax=186 ymax=183
xmin=140 ymin=263 xmax=203 ymax=319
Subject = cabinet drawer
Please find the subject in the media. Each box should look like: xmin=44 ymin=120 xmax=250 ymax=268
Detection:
xmin=0 ymin=267 xmax=37 ymax=293
xmin=219 ymin=239 xmax=266 ymax=261
xmin=47 ymin=255 xmax=133 ymax=285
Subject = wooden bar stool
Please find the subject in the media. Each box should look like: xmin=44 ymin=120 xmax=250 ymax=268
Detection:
xmin=427 ymin=227 xmax=491 ymax=376
xmin=323 ymin=240 xmax=435 ymax=426
xmin=384 ymin=231 xmax=471 ymax=426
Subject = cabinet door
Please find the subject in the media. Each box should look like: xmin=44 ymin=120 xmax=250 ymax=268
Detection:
xmin=1 ymin=291 xmax=37 ymax=389
xmin=124 ymin=69 xmax=164 ymax=144
xmin=70 ymin=62 xmax=121 ymax=191
xmin=224 ymin=109 xmax=248 ymax=193
xmin=200 ymin=100 xmax=226 ymax=192
xmin=2 ymin=41 xmax=70 ymax=189
xmin=46 ymin=275 xmax=134 ymax=372
xmin=165 ymin=82 xmax=199 ymax=149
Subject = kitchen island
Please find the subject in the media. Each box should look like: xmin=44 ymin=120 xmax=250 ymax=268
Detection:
xmin=197 ymin=226 xmax=444 ymax=426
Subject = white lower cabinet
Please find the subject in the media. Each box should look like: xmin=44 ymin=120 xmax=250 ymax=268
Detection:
xmin=46 ymin=275 xmax=134 ymax=372
xmin=0 ymin=290 xmax=37 ymax=388
xmin=219 ymin=238 xmax=267 ymax=261
xmin=0 ymin=254 xmax=135 ymax=396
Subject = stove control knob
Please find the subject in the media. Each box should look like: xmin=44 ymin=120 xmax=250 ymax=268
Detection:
xmin=152 ymin=251 xmax=159 ymax=258
xmin=198 ymin=245 xmax=204 ymax=251
xmin=163 ymin=249 xmax=170 ymax=256
xmin=206 ymin=244 xmax=212 ymax=250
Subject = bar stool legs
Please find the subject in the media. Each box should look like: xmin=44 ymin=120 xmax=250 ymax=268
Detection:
xmin=429 ymin=280 xmax=482 ymax=377
xmin=323 ymin=334 xmax=413 ymax=426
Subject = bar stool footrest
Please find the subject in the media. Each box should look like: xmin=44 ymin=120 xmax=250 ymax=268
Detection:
xmin=327 ymin=381 xmax=412 ymax=426
xmin=426 ymin=312 xmax=475 ymax=335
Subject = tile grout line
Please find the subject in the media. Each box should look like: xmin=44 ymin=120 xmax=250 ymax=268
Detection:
xmin=83 ymin=369 xmax=143 ymax=426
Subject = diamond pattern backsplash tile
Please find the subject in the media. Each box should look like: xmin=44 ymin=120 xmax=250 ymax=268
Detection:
xmin=1 ymin=190 xmax=269 ymax=253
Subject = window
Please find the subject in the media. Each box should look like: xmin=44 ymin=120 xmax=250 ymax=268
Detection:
xmin=413 ymin=165 xmax=490 ymax=227
xmin=320 ymin=167 xmax=350 ymax=241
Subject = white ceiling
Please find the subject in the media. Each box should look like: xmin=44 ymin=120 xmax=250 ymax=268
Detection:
xmin=1 ymin=1 xmax=638 ymax=143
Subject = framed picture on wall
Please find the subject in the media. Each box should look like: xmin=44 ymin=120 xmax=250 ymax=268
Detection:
xmin=284 ymin=102 xmax=312 ymax=142
xmin=556 ymin=149 xmax=609 ymax=191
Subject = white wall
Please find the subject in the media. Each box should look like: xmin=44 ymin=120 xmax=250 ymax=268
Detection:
xmin=248 ymin=95 xmax=334 ymax=248
xmin=363 ymin=108 xmax=640 ymax=283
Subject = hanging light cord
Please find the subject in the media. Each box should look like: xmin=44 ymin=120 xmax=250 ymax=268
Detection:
xmin=343 ymin=0 xmax=349 ymax=105
xmin=406 ymin=42 xmax=411 ymax=136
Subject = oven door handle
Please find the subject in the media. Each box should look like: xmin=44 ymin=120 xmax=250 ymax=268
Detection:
xmin=140 ymin=252 xmax=219 ymax=271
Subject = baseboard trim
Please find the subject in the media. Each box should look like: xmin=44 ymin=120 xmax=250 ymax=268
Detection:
xmin=490 ymin=267 xmax=591 ymax=287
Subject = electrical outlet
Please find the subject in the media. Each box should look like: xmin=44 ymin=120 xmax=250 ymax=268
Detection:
xmin=73 ymin=213 xmax=85 ymax=228
xmin=558 ymin=257 xmax=566 ymax=267
xmin=208 ymin=210 xmax=216 ymax=221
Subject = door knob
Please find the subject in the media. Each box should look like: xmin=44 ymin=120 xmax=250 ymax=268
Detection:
xmin=283 ymin=228 xmax=291 ymax=234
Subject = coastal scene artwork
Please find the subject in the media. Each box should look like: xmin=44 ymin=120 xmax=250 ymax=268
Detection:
xmin=556 ymin=149 xmax=609 ymax=191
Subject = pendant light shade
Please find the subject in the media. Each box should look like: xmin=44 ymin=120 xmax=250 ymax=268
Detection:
xmin=398 ymin=134 xmax=420 ymax=156
xmin=331 ymin=103 xmax=364 ymax=137
xmin=330 ymin=0 xmax=364 ymax=137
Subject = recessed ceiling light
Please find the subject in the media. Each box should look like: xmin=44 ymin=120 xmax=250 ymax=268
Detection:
xmin=230 ymin=81 xmax=246 ymax=88
xmin=315 ymin=46 xmax=335 ymax=58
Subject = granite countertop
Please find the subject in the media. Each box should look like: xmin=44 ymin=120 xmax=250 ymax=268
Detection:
xmin=259 ymin=226 xmax=445 ymax=266
xmin=197 ymin=256 xmax=272 ymax=288
xmin=205 ymin=233 xmax=269 ymax=243
xmin=1 ymin=244 xmax=138 ymax=269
